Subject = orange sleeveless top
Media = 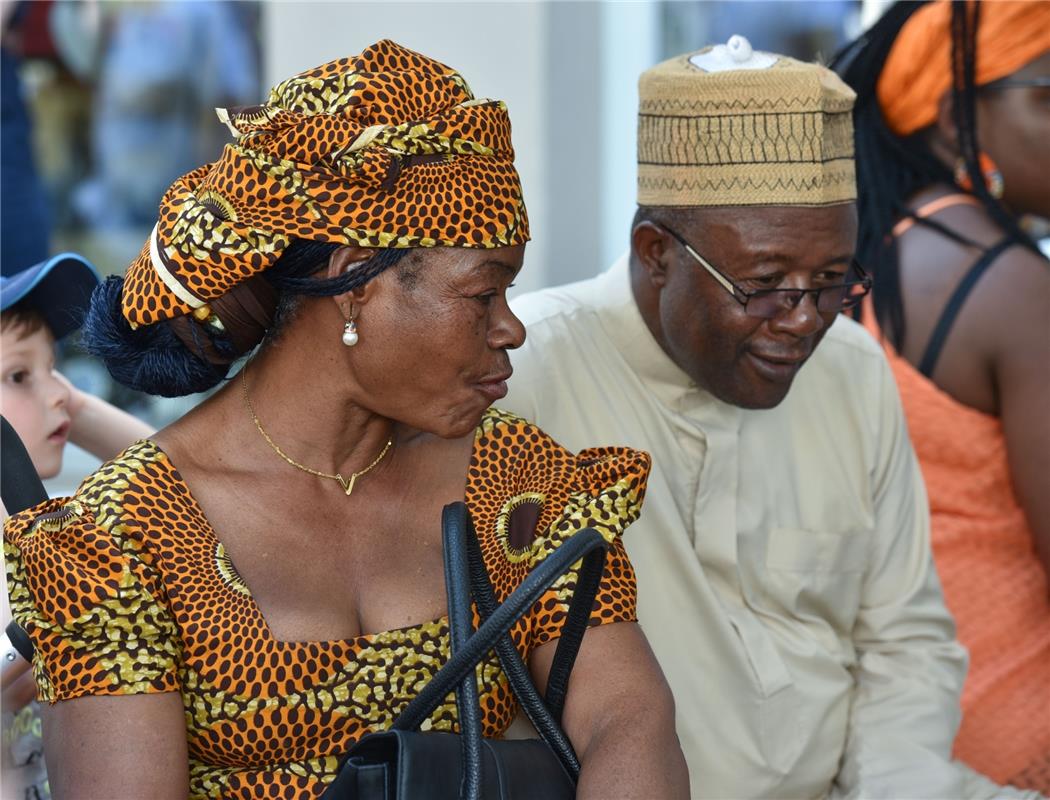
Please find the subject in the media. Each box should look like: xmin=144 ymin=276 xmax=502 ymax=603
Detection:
xmin=863 ymin=212 xmax=1050 ymax=790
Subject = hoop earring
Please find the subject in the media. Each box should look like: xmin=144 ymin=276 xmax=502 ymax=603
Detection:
xmin=954 ymin=152 xmax=1004 ymax=199
xmin=341 ymin=304 xmax=359 ymax=347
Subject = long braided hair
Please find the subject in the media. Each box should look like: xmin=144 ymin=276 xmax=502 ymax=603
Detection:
xmin=831 ymin=0 xmax=1039 ymax=351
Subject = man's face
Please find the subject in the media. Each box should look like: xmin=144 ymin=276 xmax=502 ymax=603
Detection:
xmin=636 ymin=204 xmax=858 ymax=409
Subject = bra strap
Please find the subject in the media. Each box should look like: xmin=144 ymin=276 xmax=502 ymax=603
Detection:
xmin=917 ymin=238 xmax=1014 ymax=378
xmin=892 ymin=193 xmax=981 ymax=238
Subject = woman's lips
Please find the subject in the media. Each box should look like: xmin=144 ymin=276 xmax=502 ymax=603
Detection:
xmin=475 ymin=373 xmax=512 ymax=402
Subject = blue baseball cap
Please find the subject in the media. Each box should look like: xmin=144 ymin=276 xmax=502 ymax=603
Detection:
xmin=0 ymin=253 xmax=101 ymax=341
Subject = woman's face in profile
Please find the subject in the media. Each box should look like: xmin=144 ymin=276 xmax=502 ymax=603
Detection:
xmin=977 ymin=50 xmax=1050 ymax=218
xmin=347 ymin=244 xmax=526 ymax=438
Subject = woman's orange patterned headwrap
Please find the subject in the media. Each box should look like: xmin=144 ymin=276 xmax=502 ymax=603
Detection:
xmin=122 ymin=40 xmax=530 ymax=328
xmin=877 ymin=0 xmax=1050 ymax=136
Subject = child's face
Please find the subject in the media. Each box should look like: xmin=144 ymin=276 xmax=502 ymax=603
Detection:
xmin=1 ymin=324 xmax=71 ymax=479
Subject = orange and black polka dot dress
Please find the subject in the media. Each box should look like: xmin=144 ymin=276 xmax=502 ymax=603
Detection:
xmin=4 ymin=409 xmax=648 ymax=799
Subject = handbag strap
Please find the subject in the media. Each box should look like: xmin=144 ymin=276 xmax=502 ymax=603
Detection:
xmin=442 ymin=504 xmax=484 ymax=800
xmin=535 ymin=540 xmax=605 ymax=725
xmin=464 ymin=521 xmax=605 ymax=775
xmin=392 ymin=506 xmax=608 ymax=744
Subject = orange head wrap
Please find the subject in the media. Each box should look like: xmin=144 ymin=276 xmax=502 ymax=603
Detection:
xmin=121 ymin=40 xmax=529 ymax=329
xmin=877 ymin=0 xmax=1050 ymax=136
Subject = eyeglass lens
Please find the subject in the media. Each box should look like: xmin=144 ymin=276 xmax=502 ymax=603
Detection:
xmin=744 ymin=272 xmax=868 ymax=319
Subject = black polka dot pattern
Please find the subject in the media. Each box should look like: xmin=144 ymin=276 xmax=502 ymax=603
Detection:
xmin=120 ymin=39 xmax=530 ymax=329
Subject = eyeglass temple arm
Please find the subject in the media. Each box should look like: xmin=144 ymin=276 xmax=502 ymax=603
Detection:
xmin=681 ymin=242 xmax=743 ymax=298
xmin=658 ymin=222 xmax=749 ymax=304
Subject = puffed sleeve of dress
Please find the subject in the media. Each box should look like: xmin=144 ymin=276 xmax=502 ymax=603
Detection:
xmin=4 ymin=474 xmax=181 ymax=703
xmin=467 ymin=408 xmax=650 ymax=653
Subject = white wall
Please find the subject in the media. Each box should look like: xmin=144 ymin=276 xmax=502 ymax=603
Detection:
xmin=600 ymin=2 xmax=659 ymax=268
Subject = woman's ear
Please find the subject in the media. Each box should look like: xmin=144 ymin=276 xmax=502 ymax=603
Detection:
xmin=327 ymin=246 xmax=381 ymax=311
xmin=325 ymin=245 xmax=374 ymax=281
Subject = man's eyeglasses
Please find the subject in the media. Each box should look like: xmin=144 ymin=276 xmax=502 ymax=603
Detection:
xmin=658 ymin=224 xmax=873 ymax=320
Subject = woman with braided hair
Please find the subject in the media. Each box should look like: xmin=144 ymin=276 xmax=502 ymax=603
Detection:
xmin=2 ymin=41 xmax=688 ymax=799
xmin=834 ymin=1 xmax=1050 ymax=790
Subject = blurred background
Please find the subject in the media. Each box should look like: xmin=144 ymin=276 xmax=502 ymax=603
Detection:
xmin=1 ymin=0 xmax=880 ymax=492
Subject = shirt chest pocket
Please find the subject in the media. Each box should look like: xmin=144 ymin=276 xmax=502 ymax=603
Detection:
xmin=760 ymin=527 xmax=870 ymax=637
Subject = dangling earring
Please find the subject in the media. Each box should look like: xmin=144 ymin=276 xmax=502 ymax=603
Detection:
xmin=341 ymin=305 xmax=359 ymax=347
xmin=954 ymin=152 xmax=1004 ymax=199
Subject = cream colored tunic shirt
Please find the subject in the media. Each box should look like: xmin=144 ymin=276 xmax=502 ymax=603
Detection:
xmin=504 ymin=256 xmax=971 ymax=799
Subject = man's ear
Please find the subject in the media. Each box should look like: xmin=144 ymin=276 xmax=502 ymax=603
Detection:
xmin=632 ymin=221 xmax=673 ymax=289
xmin=326 ymin=246 xmax=381 ymax=316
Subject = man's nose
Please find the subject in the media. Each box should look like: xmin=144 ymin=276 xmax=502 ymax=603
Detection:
xmin=768 ymin=291 xmax=827 ymax=338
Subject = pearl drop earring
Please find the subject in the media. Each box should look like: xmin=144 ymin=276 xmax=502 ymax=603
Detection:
xmin=342 ymin=306 xmax=359 ymax=347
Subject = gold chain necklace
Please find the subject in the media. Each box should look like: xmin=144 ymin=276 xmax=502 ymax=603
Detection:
xmin=241 ymin=367 xmax=392 ymax=497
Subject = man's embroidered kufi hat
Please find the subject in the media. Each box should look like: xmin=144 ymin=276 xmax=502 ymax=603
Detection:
xmin=637 ymin=36 xmax=857 ymax=208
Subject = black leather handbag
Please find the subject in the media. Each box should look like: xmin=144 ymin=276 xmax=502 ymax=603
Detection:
xmin=321 ymin=502 xmax=608 ymax=800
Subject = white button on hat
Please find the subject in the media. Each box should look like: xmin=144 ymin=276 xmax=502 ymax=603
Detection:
xmin=689 ymin=34 xmax=778 ymax=73
xmin=727 ymin=34 xmax=752 ymax=62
